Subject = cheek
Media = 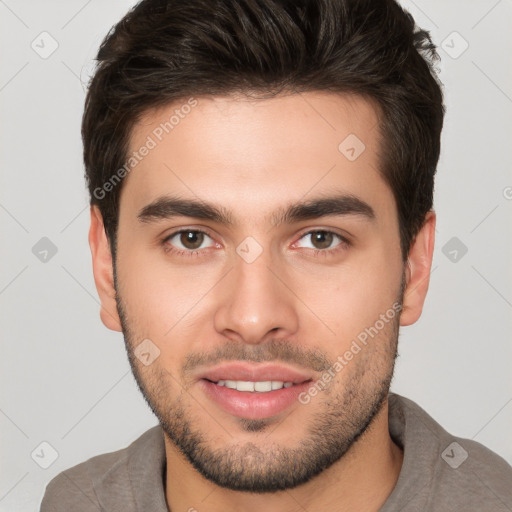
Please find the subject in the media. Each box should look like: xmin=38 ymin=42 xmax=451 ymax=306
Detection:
xmin=115 ymin=243 xmax=225 ymax=361
xmin=297 ymin=253 xmax=402 ymax=345
xmin=116 ymin=236 xmax=190 ymax=317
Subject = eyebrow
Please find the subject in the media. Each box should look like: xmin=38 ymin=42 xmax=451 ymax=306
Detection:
xmin=137 ymin=193 xmax=375 ymax=227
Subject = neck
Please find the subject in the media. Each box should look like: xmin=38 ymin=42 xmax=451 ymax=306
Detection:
xmin=164 ymin=399 xmax=403 ymax=512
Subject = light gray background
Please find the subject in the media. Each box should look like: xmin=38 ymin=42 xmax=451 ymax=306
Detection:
xmin=1 ymin=0 xmax=511 ymax=510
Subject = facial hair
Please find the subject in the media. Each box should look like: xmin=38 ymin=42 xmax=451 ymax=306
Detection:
xmin=114 ymin=268 xmax=403 ymax=493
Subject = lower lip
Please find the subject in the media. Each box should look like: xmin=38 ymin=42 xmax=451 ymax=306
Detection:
xmin=199 ymin=380 xmax=311 ymax=420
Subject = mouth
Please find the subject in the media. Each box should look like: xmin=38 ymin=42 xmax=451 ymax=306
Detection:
xmin=196 ymin=363 xmax=314 ymax=420
xmin=210 ymin=379 xmax=295 ymax=392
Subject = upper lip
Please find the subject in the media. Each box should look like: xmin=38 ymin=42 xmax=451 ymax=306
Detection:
xmin=196 ymin=362 xmax=314 ymax=384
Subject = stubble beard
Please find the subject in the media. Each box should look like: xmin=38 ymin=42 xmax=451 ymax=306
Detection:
xmin=114 ymin=267 xmax=403 ymax=493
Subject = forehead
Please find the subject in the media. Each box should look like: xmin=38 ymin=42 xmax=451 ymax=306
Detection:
xmin=121 ymin=92 xmax=394 ymax=223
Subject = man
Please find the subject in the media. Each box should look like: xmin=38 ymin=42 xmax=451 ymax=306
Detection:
xmin=40 ymin=0 xmax=512 ymax=510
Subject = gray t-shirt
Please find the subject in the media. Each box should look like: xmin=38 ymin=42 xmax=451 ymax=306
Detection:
xmin=40 ymin=393 xmax=512 ymax=511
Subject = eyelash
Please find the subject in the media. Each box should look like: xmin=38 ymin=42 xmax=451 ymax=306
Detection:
xmin=161 ymin=229 xmax=351 ymax=259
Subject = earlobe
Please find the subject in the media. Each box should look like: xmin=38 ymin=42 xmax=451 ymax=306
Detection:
xmin=400 ymin=211 xmax=436 ymax=327
xmin=88 ymin=206 xmax=123 ymax=332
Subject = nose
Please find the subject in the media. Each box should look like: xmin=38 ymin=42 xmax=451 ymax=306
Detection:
xmin=213 ymin=249 xmax=300 ymax=345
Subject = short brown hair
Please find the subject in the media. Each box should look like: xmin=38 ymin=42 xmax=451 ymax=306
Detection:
xmin=82 ymin=0 xmax=444 ymax=260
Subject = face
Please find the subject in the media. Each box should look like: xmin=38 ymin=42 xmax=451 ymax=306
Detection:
xmin=101 ymin=92 xmax=410 ymax=491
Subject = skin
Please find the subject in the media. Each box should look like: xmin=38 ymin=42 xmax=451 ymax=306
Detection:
xmin=89 ymin=92 xmax=435 ymax=512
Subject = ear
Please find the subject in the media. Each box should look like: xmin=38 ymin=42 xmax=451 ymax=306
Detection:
xmin=88 ymin=206 xmax=122 ymax=332
xmin=400 ymin=211 xmax=436 ymax=326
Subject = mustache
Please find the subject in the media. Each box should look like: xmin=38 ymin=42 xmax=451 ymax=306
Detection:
xmin=181 ymin=339 xmax=334 ymax=376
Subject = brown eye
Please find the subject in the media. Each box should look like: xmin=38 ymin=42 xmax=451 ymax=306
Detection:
xmin=164 ymin=230 xmax=215 ymax=253
xmin=294 ymin=230 xmax=347 ymax=253
xmin=310 ymin=231 xmax=334 ymax=249
xmin=179 ymin=231 xmax=204 ymax=249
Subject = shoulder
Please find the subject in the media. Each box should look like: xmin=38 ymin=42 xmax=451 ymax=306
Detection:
xmin=40 ymin=425 xmax=163 ymax=512
xmin=429 ymin=434 xmax=512 ymax=510
xmin=388 ymin=394 xmax=512 ymax=511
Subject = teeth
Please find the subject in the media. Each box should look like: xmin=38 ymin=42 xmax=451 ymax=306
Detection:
xmin=254 ymin=381 xmax=272 ymax=392
xmin=237 ymin=381 xmax=255 ymax=392
xmin=215 ymin=380 xmax=293 ymax=392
